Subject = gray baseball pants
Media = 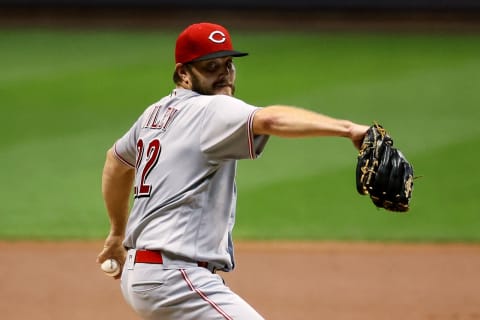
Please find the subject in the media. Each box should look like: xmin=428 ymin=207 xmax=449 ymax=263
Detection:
xmin=120 ymin=249 xmax=264 ymax=320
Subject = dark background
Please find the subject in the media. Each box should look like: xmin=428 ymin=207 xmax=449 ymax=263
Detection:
xmin=1 ymin=0 xmax=480 ymax=9
xmin=1 ymin=0 xmax=479 ymax=31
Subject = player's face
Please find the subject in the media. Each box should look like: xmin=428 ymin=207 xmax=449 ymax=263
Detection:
xmin=187 ymin=57 xmax=236 ymax=96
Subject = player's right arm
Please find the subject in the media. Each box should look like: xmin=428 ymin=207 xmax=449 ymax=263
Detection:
xmin=252 ymin=105 xmax=369 ymax=149
xmin=96 ymin=147 xmax=135 ymax=278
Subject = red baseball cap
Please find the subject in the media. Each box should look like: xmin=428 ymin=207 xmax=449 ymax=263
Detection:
xmin=175 ymin=22 xmax=248 ymax=64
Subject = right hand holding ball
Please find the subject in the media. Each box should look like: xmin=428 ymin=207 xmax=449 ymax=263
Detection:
xmin=100 ymin=258 xmax=121 ymax=277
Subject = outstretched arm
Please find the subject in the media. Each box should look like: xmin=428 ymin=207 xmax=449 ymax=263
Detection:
xmin=96 ymin=148 xmax=135 ymax=279
xmin=253 ymin=105 xmax=369 ymax=149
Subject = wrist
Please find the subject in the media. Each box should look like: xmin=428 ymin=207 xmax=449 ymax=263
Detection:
xmin=340 ymin=120 xmax=354 ymax=138
xmin=108 ymin=230 xmax=125 ymax=238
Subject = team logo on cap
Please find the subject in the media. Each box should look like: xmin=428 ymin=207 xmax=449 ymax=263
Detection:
xmin=208 ymin=31 xmax=226 ymax=44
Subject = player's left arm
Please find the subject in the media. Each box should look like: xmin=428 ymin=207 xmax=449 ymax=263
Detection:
xmin=253 ymin=105 xmax=369 ymax=149
xmin=96 ymin=147 xmax=135 ymax=279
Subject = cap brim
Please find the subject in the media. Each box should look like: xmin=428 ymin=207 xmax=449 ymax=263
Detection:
xmin=190 ymin=50 xmax=248 ymax=63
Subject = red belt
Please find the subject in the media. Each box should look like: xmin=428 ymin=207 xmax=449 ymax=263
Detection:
xmin=135 ymin=250 xmax=209 ymax=268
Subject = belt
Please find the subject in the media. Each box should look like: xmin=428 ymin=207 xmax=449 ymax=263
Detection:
xmin=134 ymin=249 xmax=210 ymax=270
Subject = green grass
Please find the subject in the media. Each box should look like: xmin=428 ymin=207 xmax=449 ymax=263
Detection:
xmin=1 ymin=28 xmax=479 ymax=241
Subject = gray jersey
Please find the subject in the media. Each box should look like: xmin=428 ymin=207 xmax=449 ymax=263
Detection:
xmin=113 ymin=88 xmax=269 ymax=271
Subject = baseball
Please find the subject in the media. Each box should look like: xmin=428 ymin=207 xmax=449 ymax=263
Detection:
xmin=101 ymin=259 xmax=120 ymax=277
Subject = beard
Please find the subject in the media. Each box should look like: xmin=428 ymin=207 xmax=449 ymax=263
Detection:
xmin=190 ymin=73 xmax=236 ymax=96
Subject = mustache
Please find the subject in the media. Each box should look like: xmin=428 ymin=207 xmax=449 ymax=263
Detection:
xmin=213 ymin=81 xmax=232 ymax=88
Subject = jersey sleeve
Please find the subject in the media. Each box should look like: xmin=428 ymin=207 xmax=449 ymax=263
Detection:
xmin=112 ymin=117 xmax=142 ymax=168
xmin=200 ymin=95 xmax=269 ymax=160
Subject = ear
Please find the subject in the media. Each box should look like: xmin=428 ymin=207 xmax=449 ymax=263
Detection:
xmin=175 ymin=63 xmax=191 ymax=86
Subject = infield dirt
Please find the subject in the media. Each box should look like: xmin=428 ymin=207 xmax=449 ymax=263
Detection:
xmin=1 ymin=241 xmax=479 ymax=320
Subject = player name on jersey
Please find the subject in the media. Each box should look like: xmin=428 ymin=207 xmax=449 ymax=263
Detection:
xmin=143 ymin=105 xmax=179 ymax=131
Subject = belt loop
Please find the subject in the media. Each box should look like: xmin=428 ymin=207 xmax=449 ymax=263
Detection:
xmin=126 ymin=249 xmax=136 ymax=270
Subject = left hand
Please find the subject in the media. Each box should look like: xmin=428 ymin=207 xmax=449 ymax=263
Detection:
xmin=349 ymin=124 xmax=370 ymax=150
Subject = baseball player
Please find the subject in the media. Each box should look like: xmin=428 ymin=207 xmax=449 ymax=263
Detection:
xmin=97 ymin=22 xmax=369 ymax=320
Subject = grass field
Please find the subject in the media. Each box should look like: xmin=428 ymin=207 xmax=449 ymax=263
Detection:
xmin=1 ymin=28 xmax=479 ymax=241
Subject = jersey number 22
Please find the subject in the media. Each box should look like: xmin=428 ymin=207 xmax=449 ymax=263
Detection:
xmin=134 ymin=138 xmax=161 ymax=198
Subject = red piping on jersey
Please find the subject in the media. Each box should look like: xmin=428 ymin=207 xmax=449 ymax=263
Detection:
xmin=113 ymin=143 xmax=135 ymax=167
xmin=247 ymin=110 xmax=256 ymax=159
xmin=179 ymin=269 xmax=234 ymax=320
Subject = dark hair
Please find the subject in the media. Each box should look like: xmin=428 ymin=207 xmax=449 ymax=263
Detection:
xmin=172 ymin=69 xmax=181 ymax=84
